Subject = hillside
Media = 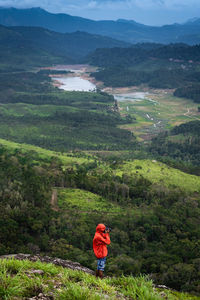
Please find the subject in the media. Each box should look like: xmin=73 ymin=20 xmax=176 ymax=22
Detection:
xmin=0 ymin=67 xmax=136 ymax=151
xmin=0 ymin=26 xmax=67 ymax=69
xmin=10 ymin=26 xmax=130 ymax=59
xmin=1 ymin=7 xmax=200 ymax=44
xmin=0 ymin=24 xmax=129 ymax=69
xmin=89 ymin=44 xmax=200 ymax=90
xmin=0 ymin=142 xmax=200 ymax=295
xmin=1 ymin=256 xmax=198 ymax=300
xmin=149 ymin=120 xmax=200 ymax=173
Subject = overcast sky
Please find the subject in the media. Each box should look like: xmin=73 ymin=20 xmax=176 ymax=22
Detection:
xmin=0 ymin=0 xmax=199 ymax=25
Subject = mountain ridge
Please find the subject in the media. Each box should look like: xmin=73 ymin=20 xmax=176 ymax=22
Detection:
xmin=0 ymin=23 xmax=130 ymax=67
xmin=1 ymin=7 xmax=200 ymax=44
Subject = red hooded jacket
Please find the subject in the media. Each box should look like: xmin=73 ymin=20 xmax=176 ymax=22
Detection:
xmin=93 ymin=224 xmax=111 ymax=259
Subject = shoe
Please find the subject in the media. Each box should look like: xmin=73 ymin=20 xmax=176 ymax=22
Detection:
xmin=99 ymin=270 xmax=104 ymax=279
xmin=96 ymin=270 xmax=99 ymax=277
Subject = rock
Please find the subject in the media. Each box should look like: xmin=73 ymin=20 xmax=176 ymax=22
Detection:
xmin=156 ymin=285 xmax=170 ymax=290
xmin=27 ymin=269 xmax=44 ymax=275
xmin=0 ymin=253 xmax=95 ymax=275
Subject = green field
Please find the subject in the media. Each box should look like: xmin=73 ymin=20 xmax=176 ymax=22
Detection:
xmin=115 ymin=159 xmax=200 ymax=193
xmin=57 ymin=188 xmax=121 ymax=213
xmin=0 ymin=138 xmax=93 ymax=166
xmin=114 ymin=88 xmax=200 ymax=140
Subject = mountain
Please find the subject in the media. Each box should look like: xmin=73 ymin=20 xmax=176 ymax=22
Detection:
xmin=88 ymin=44 xmax=200 ymax=89
xmin=0 ymin=25 xmax=69 ymax=68
xmin=0 ymin=24 xmax=130 ymax=68
xmin=185 ymin=17 xmax=200 ymax=25
xmin=10 ymin=26 xmax=130 ymax=58
xmin=1 ymin=7 xmax=200 ymax=44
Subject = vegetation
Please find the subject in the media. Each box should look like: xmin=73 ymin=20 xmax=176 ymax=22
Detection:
xmin=115 ymin=159 xmax=200 ymax=192
xmin=0 ymin=144 xmax=200 ymax=295
xmin=1 ymin=258 xmax=197 ymax=300
xmin=89 ymin=44 xmax=200 ymax=92
xmin=1 ymin=7 xmax=200 ymax=44
xmin=174 ymin=84 xmax=200 ymax=103
xmin=57 ymin=188 xmax=121 ymax=213
xmin=0 ymin=21 xmax=200 ymax=298
xmin=0 ymin=69 xmax=136 ymax=151
xmin=149 ymin=121 xmax=200 ymax=174
xmin=0 ymin=23 xmax=129 ymax=70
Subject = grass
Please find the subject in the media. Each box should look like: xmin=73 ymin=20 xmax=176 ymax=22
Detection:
xmin=0 ymin=258 xmax=198 ymax=300
xmin=57 ymin=188 xmax=121 ymax=213
xmin=0 ymin=103 xmax=78 ymax=117
xmin=0 ymin=138 xmax=94 ymax=166
xmin=115 ymin=159 xmax=200 ymax=193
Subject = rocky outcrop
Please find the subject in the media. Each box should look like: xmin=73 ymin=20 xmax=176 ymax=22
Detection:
xmin=0 ymin=253 xmax=95 ymax=275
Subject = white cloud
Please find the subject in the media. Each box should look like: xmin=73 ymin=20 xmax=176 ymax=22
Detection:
xmin=0 ymin=0 xmax=200 ymax=24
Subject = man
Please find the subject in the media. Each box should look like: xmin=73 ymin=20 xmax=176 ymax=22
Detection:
xmin=93 ymin=223 xmax=111 ymax=279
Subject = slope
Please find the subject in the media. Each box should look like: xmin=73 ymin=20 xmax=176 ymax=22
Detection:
xmin=1 ymin=257 xmax=197 ymax=300
xmin=0 ymin=24 xmax=129 ymax=69
xmin=1 ymin=7 xmax=200 ymax=44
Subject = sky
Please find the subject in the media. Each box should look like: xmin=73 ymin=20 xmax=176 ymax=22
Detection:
xmin=0 ymin=0 xmax=199 ymax=26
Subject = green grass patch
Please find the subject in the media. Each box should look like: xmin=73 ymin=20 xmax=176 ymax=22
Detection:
xmin=0 ymin=258 xmax=198 ymax=300
xmin=115 ymin=159 xmax=200 ymax=193
xmin=57 ymin=188 xmax=121 ymax=213
xmin=0 ymin=138 xmax=93 ymax=166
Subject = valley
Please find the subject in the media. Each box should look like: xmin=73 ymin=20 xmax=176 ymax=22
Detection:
xmin=49 ymin=64 xmax=200 ymax=141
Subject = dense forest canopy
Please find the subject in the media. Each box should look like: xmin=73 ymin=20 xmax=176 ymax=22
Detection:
xmin=89 ymin=44 xmax=200 ymax=96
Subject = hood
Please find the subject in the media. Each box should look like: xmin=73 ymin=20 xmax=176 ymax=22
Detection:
xmin=96 ymin=223 xmax=106 ymax=233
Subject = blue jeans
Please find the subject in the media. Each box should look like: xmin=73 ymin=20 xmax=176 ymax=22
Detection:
xmin=97 ymin=257 xmax=106 ymax=271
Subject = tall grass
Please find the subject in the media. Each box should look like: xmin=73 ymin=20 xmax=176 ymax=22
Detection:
xmin=0 ymin=258 xmax=198 ymax=299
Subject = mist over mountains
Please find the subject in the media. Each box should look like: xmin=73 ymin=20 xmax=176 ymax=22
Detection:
xmin=0 ymin=7 xmax=200 ymax=44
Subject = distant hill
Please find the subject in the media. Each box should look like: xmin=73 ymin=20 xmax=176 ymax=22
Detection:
xmin=10 ymin=26 xmax=130 ymax=58
xmin=0 ymin=24 xmax=129 ymax=68
xmin=0 ymin=25 xmax=68 ymax=68
xmin=88 ymin=43 xmax=200 ymax=67
xmin=1 ymin=7 xmax=200 ymax=44
xmin=88 ymin=44 xmax=200 ymax=89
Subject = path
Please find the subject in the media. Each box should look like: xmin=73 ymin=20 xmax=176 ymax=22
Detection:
xmin=51 ymin=189 xmax=59 ymax=211
xmin=184 ymin=108 xmax=200 ymax=120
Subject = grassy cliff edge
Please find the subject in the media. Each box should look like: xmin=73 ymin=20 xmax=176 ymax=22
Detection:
xmin=0 ymin=256 xmax=198 ymax=300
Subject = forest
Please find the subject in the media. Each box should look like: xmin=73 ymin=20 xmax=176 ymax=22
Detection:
xmin=174 ymin=84 xmax=200 ymax=103
xmin=148 ymin=121 xmax=200 ymax=175
xmin=89 ymin=44 xmax=200 ymax=92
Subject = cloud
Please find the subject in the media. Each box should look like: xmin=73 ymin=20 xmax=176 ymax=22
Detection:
xmin=0 ymin=0 xmax=199 ymax=11
xmin=0 ymin=0 xmax=200 ymax=25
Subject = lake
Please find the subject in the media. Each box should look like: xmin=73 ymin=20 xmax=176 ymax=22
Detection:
xmin=52 ymin=76 xmax=96 ymax=92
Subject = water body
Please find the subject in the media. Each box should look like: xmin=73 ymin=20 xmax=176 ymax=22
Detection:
xmin=113 ymin=92 xmax=158 ymax=104
xmin=53 ymin=76 xmax=96 ymax=92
